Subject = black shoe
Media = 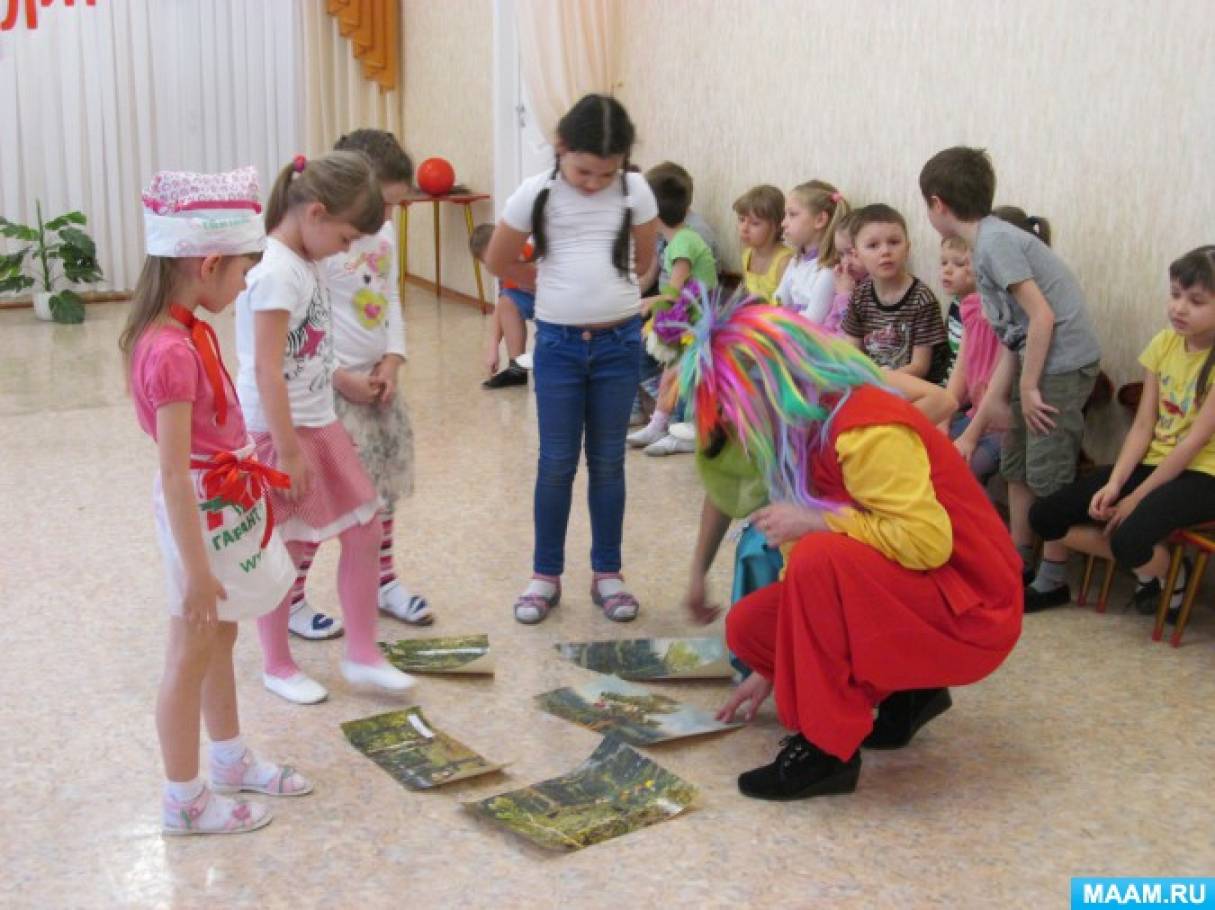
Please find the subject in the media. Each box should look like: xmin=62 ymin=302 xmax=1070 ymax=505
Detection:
xmin=1024 ymin=583 xmax=1071 ymax=613
xmin=1131 ymin=578 xmax=1163 ymax=615
xmin=1132 ymin=558 xmax=1190 ymax=616
xmin=1022 ymin=565 xmax=1035 ymax=586
xmin=737 ymin=734 xmax=860 ymax=801
xmin=482 ymin=363 xmax=528 ymax=389
xmin=863 ymin=688 xmax=952 ymax=750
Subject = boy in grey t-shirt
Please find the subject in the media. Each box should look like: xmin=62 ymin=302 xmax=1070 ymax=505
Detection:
xmin=920 ymin=147 xmax=1101 ymax=613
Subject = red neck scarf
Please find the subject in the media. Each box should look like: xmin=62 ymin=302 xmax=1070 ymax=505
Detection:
xmin=168 ymin=303 xmax=232 ymax=426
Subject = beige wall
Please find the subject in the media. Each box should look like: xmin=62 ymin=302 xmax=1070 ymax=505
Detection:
xmin=616 ymin=0 xmax=1213 ymax=391
xmin=399 ymin=0 xmax=495 ymax=305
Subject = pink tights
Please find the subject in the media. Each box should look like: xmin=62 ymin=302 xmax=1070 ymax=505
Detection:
xmin=257 ymin=518 xmax=383 ymax=678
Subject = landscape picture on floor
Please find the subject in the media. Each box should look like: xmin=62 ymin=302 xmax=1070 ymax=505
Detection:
xmin=379 ymin=633 xmax=494 ymax=674
xmin=553 ymin=637 xmax=732 ymax=680
xmin=464 ymin=736 xmax=698 ymax=851
xmin=342 ymin=707 xmax=502 ymax=790
xmin=536 ymin=674 xmax=742 ymax=746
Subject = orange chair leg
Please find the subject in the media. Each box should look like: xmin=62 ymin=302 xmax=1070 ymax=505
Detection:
xmin=1154 ymin=544 xmax=1185 ymax=642
xmin=1078 ymin=554 xmax=1096 ymax=607
xmin=1171 ymin=551 xmax=1208 ymax=648
xmin=1096 ymin=560 xmax=1116 ymax=613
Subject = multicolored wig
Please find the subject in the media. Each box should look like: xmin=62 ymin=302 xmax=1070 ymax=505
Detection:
xmin=673 ymin=287 xmax=886 ymax=508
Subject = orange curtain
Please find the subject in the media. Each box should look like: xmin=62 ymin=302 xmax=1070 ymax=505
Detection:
xmin=324 ymin=0 xmax=398 ymax=92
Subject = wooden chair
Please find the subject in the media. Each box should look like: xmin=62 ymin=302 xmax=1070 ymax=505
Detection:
xmin=1153 ymin=527 xmax=1215 ymax=647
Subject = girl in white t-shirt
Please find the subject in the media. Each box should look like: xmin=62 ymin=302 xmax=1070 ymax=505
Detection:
xmin=775 ymin=180 xmax=850 ymax=325
xmin=234 ymin=151 xmax=416 ymax=705
xmin=485 ymin=94 xmax=659 ymax=624
xmin=282 ymin=130 xmax=432 ymax=642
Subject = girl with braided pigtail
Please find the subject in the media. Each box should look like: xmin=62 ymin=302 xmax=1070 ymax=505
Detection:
xmin=485 ymin=94 xmax=659 ymax=624
xmin=676 ymin=299 xmax=1023 ymax=800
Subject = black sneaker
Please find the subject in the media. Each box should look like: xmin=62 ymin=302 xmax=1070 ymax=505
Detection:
xmin=482 ymin=363 xmax=528 ymax=389
xmin=1024 ymin=584 xmax=1071 ymax=613
xmin=863 ymin=688 xmax=952 ymax=750
xmin=737 ymin=734 xmax=860 ymax=801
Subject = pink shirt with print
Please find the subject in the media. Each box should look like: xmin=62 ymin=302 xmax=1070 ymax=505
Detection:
xmin=131 ymin=325 xmax=248 ymax=454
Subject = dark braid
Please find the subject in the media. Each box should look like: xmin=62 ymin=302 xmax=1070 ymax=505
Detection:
xmin=529 ymin=158 xmax=560 ymax=262
xmin=611 ymin=156 xmax=633 ymax=278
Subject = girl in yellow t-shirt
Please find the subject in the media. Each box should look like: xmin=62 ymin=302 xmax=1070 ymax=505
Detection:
xmin=1028 ymin=246 xmax=1215 ymax=620
xmin=734 ymin=185 xmax=792 ymax=302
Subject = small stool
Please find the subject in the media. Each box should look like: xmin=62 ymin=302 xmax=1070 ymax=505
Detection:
xmin=1153 ymin=528 xmax=1215 ymax=647
xmin=1068 ymin=525 xmax=1190 ymax=619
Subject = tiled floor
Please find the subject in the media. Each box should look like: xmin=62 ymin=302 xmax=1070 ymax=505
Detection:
xmin=2 ymin=292 xmax=1212 ymax=909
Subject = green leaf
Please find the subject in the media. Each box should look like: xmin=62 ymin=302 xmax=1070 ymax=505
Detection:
xmin=50 ymin=290 xmax=85 ymax=324
xmin=0 ymin=249 xmax=29 ymax=274
xmin=0 ymin=217 xmax=38 ymax=241
xmin=0 ymin=275 xmax=35 ymax=295
xmin=43 ymin=211 xmax=86 ymax=232
xmin=56 ymin=226 xmax=96 ymax=258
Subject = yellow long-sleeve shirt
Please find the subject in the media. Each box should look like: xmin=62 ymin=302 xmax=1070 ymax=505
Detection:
xmin=821 ymin=423 xmax=954 ymax=570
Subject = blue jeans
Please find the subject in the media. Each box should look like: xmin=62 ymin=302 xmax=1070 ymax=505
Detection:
xmin=949 ymin=412 xmax=1004 ymax=484
xmin=533 ymin=317 xmax=642 ymax=576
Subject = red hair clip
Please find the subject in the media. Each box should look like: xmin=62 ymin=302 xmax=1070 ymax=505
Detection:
xmin=292 ymin=154 xmax=307 ymax=174
xmin=830 ymin=191 xmax=842 ymax=203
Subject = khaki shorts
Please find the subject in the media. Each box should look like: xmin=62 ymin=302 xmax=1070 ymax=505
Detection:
xmin=1001 ymin=361 xmax=1099 ymax=497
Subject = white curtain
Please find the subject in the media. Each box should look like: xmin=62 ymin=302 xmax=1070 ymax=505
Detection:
xmin=301 ymin=0 xmax=401 ymax=156
xmin=516 ymin=0 xmax=619 ymax=142
xmin=0 ymin=0 xmax=303 ymax=293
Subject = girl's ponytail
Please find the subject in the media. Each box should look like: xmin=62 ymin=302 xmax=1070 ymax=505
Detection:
xmin=264 ymin=160 xmax=298 ymax=235
xmin=529 ymin=159 xmax=559 ymax=262
xmin=611 ymin=158 xmax=633 ymax=279
xmin=263 ymin=152 xmax=383 ymax=237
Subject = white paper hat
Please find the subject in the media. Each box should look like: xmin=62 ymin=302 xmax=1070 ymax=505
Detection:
xmin=142 ymin=166 xmax=265 ymax=257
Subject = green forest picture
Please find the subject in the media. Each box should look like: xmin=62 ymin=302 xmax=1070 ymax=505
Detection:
xmin=342 ymin=707 xmax=502 ymax=790
xmin=379 ymin=633 xmax=494 ymax=674
xmin=464 ymin=736 xmax=698 ymax=851
xmin=554 ymin=637 xmax=732 ymax=679
xmin=536 ymin=675 xmax=741 ymax=746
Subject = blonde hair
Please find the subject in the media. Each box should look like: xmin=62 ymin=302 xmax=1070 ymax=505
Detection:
xmin=788 ymin=179 xmax=849 ymax=267
xmin=265 ymin=150 xmax=383 ymax=236
xmin=733 ymin=185 xmax=784 ymax=237
xmin=941 ymin=236 xmax=970 ymax=254
xmin=118 ymin=257 xmax=185 ymax=376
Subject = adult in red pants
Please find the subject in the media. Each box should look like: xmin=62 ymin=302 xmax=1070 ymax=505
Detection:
xmin=679 ymin=303 xmax=1022 ymax=801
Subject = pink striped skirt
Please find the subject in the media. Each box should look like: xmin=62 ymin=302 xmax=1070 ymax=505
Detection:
xmin=252 ymin=421 xmax=379 ymax=544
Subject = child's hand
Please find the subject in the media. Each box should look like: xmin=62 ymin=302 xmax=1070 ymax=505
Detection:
xmin=335 ymin=368 xmax=383 ymax=405
xmin=371 ymin=355 xmax=403 ymax=403
xmin=1088 ymin=481 xmax=1122 ymax=521
xmin=1020 ymin=386 xmax=1059 ymax=435
xmin=183 ymin=571 xmax=226 ymax=629
xmin=751 ymin=502 xmax=826 ymax=547
xmin=1103 ymin=489 xmax=1144 ymax=537
xmin=716 ymin=672 xmax=773 ymax=724
xmin=833 ymin=262 xmax=855 ymax=296
xmin=280 ymin=449 xmax=312 ymax=501
xmin=954 ymin=432 xmax=977 ymax=464
xmin=640 ymin=295 xmax=661 ymax=318
xmin=682 ymin=574 xmax=720 ymax=625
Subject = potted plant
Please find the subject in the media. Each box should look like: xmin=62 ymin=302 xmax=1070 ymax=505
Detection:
xmin=0 ymin=200 xmax=103 ymax=323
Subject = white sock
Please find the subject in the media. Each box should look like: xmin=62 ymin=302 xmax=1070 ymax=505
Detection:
xmin=594 ymin=575 xmax=625 ymax=597
xmin=524 ymin=576 xmax=558 ymax=598
xmin=210 ymin=738 xmax=285 ymax=789
xmin=165 ymin=776 xmax=205 ymax=803
xmin=209 ymin=735 xmax=247 ymax=767
xmin=648 ymin=410 xmax=670 ymax=432
xmin=1134 ymin=570 xmax=1154 ymax=585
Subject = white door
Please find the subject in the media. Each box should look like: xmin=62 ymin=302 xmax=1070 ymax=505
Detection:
xmin=492 ymin=0 xmax=552 ymax=217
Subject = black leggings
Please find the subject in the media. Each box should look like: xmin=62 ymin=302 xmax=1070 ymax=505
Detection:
xmin=1029 ymin=464 xmax=1215 ymax=569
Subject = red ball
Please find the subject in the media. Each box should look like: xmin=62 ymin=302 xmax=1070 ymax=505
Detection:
xmin=416 ymin=157 xmax=455 ymax=196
